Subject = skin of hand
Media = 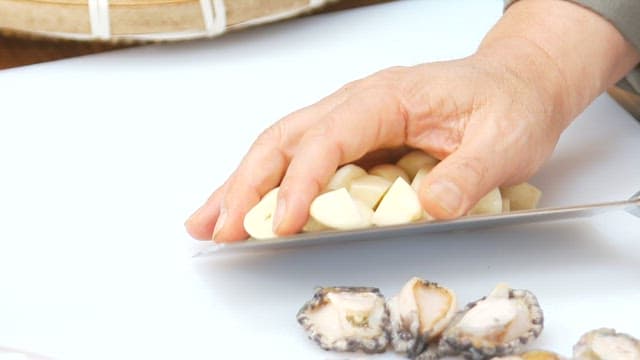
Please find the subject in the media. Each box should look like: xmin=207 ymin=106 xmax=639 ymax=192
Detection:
xmin=186 ymin=0 xmax=640 ymax=242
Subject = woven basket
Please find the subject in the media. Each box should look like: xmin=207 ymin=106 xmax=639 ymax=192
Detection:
xmin=0 ymin=0 xmax=339 ymax=42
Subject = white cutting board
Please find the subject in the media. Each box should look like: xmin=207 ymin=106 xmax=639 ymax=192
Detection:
xmin=0 ymin=1 xmax=639 ymax=359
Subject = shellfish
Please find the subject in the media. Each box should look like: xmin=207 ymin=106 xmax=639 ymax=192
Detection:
xmin=420 ymin=283 xmax=543 ymax=360
xmin=296 ymin=286 xmax=389 ymax=353
xmin=573 ymin=328 xmax=640 ymax=360
xmin=387 ymin=277 xmax=457 ymax=357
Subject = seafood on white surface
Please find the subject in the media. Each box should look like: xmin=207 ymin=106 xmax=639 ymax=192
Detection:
xmin=297 ymin=286 xmax=389 ymax=353
xmin=573 ymin=328 xmax=640 ymax=360
xmin=387 ymin=277 xmax=457 ymax=357
xmin=419 ymin=283 xmax=543 ymax=360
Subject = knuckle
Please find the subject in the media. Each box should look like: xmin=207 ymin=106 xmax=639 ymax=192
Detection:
xmin=371 ymin=66 xmax=409 ymax=86
xmin=373 ymin=70 xmax=409 ymax=99
xmin=337 ymin=67 xmax=409 ymax=103
xmin=378 ymin=66 xmax=408 ymax=77
xmin=338 ymin=79 xmax=363 ymax=95
xmin=254 ymin=121 xmax=286 ymax=149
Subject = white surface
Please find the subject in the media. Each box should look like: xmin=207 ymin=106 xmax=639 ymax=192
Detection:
xmin=0 ymin=1 xmax=639 ymax=359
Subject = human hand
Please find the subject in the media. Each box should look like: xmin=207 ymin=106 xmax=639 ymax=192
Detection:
xmin=185 ymin=0 xmax=639 ymax=243
xmin=185 ymin=55 xmax=565 ymax=242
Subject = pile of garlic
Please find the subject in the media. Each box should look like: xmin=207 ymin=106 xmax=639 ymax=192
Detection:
xmin=243 ymin=150 xmax=542 ymax=240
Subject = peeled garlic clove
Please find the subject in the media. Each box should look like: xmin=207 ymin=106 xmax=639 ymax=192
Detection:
xmin=396 ymin=150 xmax=439 ymax=180
xmin=371 ymin=177 xmax=423 ymax=226
xmin=468 ymin=188 xmax=503 ymax=215
xmin=302 ymin=216 xmax=329 ymax=233
xmin=243 ymin=187 xmax=280 ymax=240
xmin=500 ymin=182 xmax=542 ymax=211
xmin=502 ymin=199 xmax=511 ymax=213
xmin=326 ymin=164 xmax=367 ymax=191
xmin=348 ymin=175 xmax=392 ymax=209
xmin=368 ymin=164 xmax=410 ymax=183
xmin=310 ymin=188 xmax=370 ymax=230
xmin=411 ymin=165 xmax=435 ymax=193
xmin=354 ymin=199 xmax=374 ymax=225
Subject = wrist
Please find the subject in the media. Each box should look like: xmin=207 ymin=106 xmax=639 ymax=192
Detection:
xmin=478 ymin=0 xmax=640 ymax=125
xmin=473 ymin=37 xmax=572 ymax=133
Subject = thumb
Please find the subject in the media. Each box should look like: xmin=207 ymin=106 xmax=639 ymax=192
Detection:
xmin=418 ymin=144 xmax=505 ymax=219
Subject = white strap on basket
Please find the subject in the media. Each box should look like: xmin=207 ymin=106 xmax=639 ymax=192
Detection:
xmin=88 ymin=0 xmax=111 ymax=40
xmin=200 ymin=0 xmax=227 ymax=37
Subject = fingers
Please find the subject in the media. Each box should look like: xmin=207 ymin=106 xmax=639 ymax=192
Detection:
xmin=205 ymin=85 xmax=356 ymax=242
xmin=211 ymin=139 xmax=289 ymax=242
xmin=187 ymin=59 xmax=563 ymax=239
xmin=418 ymin=129 xmax=507 ymax=219
xmin=419 ymin=155 xmax=492 ymax=219
xmin=273 ymin=88 xmax=408 ymax=235
xmin=185 ymin=183 xmax=227 ymax=240
xmin=187 ymin=68 xmax=413 ymax=242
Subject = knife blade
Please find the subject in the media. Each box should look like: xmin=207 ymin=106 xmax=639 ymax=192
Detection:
xmin=194 ymin=194 xmax=640 ymax=256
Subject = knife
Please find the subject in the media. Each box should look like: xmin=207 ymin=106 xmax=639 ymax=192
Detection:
xmin=195 ymin=191 xmax=640 ymax=256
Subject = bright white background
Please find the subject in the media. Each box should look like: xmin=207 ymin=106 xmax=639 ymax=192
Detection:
xmin=0 ymin=1 xmax=639 ymax=359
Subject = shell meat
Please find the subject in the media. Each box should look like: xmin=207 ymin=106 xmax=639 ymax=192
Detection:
xmin=421 ymin=283 xmax=543 ymax=360
xmin=573 ymin=328 xmax=640 ymax=360
xmin=491 ymin=350 xmax=566 ymax=360
xmin=387 ymin=277 xmax=457 ymax=357
xmin=297 ymin=286 xmax=389 ymax=353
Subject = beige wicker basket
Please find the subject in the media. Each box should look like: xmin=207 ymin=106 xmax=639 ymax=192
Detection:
xmin=0 ymin=0 xmax=338 ymax=42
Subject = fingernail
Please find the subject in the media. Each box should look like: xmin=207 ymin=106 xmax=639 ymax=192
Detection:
xmin=212 ymin=208 xmax=227 ymax=242
xmin=272 ymin=198 xmax=287 ymax=233
xmin=427 ymin=180 xmax=463 ymax=215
